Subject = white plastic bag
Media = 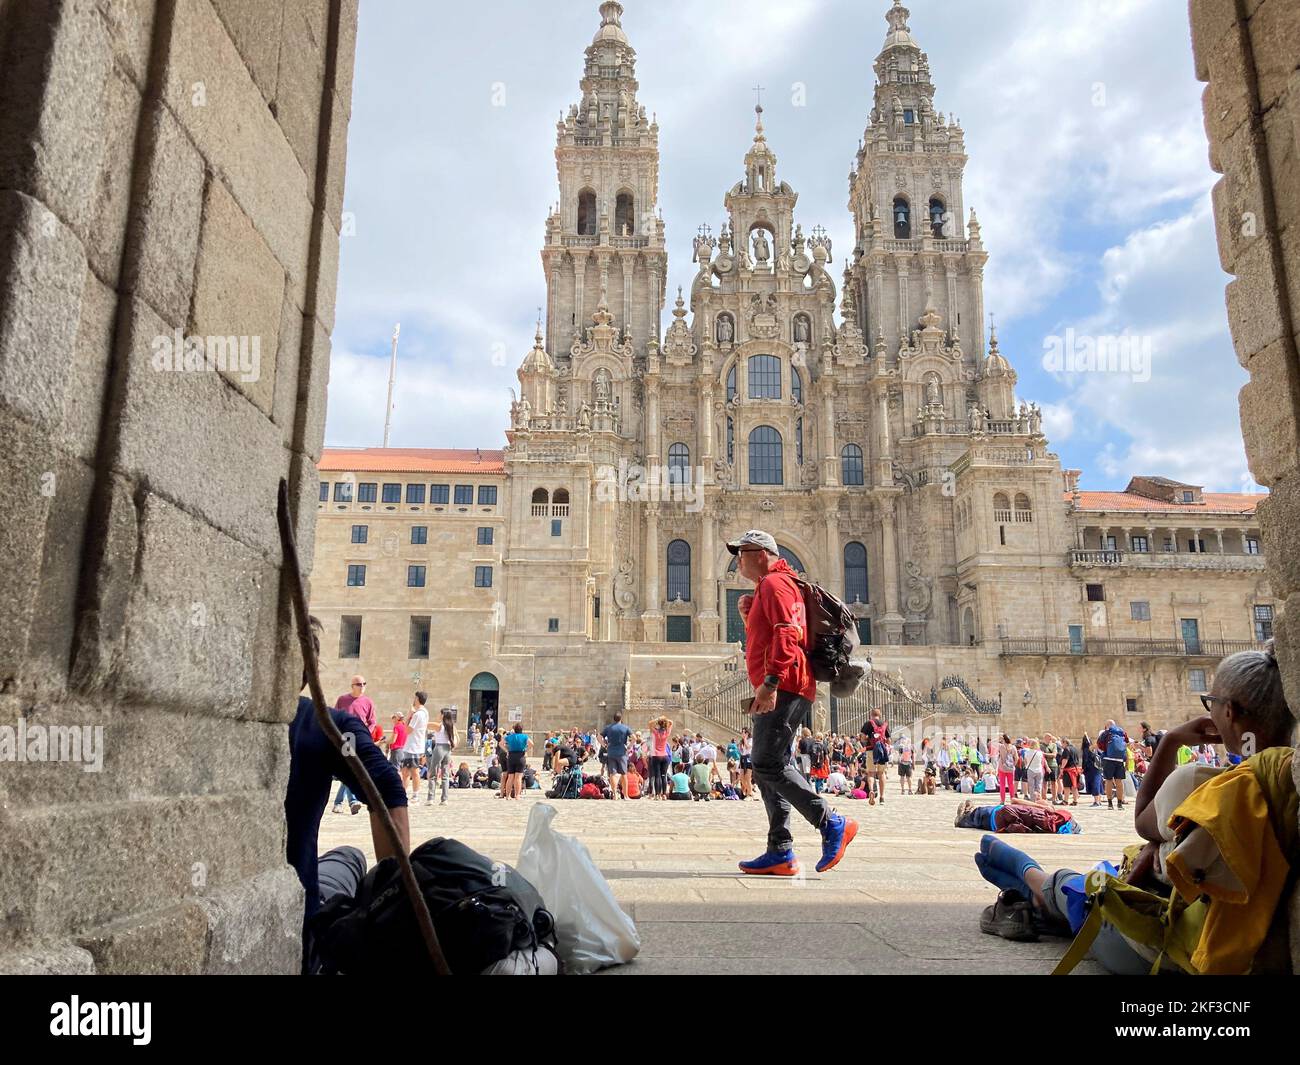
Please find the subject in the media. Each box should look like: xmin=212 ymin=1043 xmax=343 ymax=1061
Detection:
xmin=516 ymin=803 xmax=640 ymax=973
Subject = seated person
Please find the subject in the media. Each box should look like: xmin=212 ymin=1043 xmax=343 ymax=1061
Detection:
xmin=522 ymin=766 xmax=538 ymax=791
xmin=973 ymin=645 xmax=1297 ymax=975
xmin=826 ymin=766 xmax=849 ymax=795
xmin=455 ymin=762 xmax=472 ymax=789
xmin=959 ymin=768 xmax=975 ymax=794
xmin=689 ymin=756 xmax=712 ymax=800
xmin=472 ymin=767 xmax=489 ymax=788
xmin=486 ymin=762 xmax=503 ymax=789
xmin=286 ymin=619 xmax=409 ymax=974
xmin=669 ymin=766 xmax=692 ymax=800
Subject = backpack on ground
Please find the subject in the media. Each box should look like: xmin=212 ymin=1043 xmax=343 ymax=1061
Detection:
xmin=789 ymin=574 xmax=865 ymax=696
xmin=311 ymin=837 xmax=557 ymax=975
xmin=579 ymin=782 xmax=603 ymax=799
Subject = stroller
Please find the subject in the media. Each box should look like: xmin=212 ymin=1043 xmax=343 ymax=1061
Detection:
xmin=547 ymin=769 xmax=582 ymax=800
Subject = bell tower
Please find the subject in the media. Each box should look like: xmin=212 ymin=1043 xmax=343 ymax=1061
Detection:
xmin=542 ymin=1 xmax=668 ymax=364
xmin=846 ymin=0 xmax=987 ymax=362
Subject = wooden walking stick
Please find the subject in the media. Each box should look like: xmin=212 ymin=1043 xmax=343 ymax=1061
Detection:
xmin=277 ymin=478 xmax=450 ymax=974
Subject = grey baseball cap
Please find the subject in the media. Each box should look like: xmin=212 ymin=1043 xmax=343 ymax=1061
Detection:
xmin=726 ymin=529 xmax=778 ymax=555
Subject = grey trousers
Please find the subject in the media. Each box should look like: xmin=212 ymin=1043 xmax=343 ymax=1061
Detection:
xmin=751 ymin=689 xmax=832 ymax=853
xmin=426 ymin=743 xmax=452 ymax=801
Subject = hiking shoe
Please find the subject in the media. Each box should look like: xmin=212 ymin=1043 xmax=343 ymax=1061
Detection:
xmin=955 ymin=800 xmax=973 ymax=827
xmin=979 ymin=890 xmax=1039 ymax=942
xmin=739 ymin=850 xmax=800 ymax=876
xmin=816 ymin=813 xmax=859 ymax=873
xmin=349 ymin=801 xmax=361 ymax=815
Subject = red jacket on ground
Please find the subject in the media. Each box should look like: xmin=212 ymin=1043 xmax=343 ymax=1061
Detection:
xmin=744 ymin=559 xmax=816 ymax=701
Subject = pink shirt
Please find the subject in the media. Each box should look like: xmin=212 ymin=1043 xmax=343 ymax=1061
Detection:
xmin=336 ymin=693 xmax=376 ymax=731
xmin=651 ymin=726 xmax=670 ymax=758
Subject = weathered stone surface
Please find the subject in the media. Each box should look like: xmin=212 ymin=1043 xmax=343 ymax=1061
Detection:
xmin=272 ymin=0 xmax=328 ymax=183
xmin=209 ymin=0 xmax=286 ymax=104
xmin=116 ymin=491 xmax=270 ymax=718
xmin=1250 ymin=0 xmax=1300 ymax=110
xmin=64 ymin=267 xmax=115 ymax=462
xmin=198 ymin=867 xmax=303 ymax=975
xmin=1225 ymin=236 xmax=1288 ymax=365
xmin=0 ymin=943 xmax=96 ymax=975
xmin=97 ymin=0 xmax=156 ymax=89
xmin=128 ymin=104 xmax=206 ymax=329
xmin=115 ymin=297 xmax=290 ymax=556
xmin=191 ymin=176 xmax=285 ymax=416
xmin=0 ymin=0 xmax=113 ymax=232
xmin=86 ymin=64 xmax=144 ymax=286
xmin=76 ymin=902 xmax=211 ymax=976
xmin=0 ymin=190 xmax=88 ymax=431
xmin=164 ymin=0 xmax=314 ymax=307
xmin=1237 ymin=340 xmax=1300 ymax=485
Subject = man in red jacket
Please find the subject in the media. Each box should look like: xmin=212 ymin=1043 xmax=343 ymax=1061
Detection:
xmin=729 ymin=530 xmax=858 ymax=876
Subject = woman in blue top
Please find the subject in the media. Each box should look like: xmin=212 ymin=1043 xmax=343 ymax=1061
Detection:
xmin=502 ymin=724 xmax=532 ymax=800
xmin=669 ymin=766 xmax=692 ymax=800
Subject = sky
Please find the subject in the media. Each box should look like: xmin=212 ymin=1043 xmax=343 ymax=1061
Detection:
xmin=325 ymin=0 xmax=1260 ymax=494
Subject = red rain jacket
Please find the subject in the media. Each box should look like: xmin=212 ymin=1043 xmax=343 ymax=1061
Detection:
xmin=744 ymin=559 xmax=816 ymax=701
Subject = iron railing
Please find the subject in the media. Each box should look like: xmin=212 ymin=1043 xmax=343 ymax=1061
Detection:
xmin=940 ymin=675 xmax=1002 ymax=714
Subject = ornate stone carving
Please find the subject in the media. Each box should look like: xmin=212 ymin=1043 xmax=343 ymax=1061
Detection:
xmin=904 ymin=560 xmax=933 ymax=616
xmin=749 ymin=292 xmax=780 ymax=339
xmin=614 ymin=557 xmax=638 ymax=612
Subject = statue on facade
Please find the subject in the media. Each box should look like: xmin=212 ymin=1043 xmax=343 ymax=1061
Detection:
xmin=514 ymin=396 xmax=531 ymax=429
xmin=577 ymin=401 xmax=591 ymax=431
xmin=793 ymin=316 xmax=810 ymax=345
xmin=1029 ymin=403 xmax=1042 ymax=435
xmin=751 ymin=228 xmax=771 ymax=266
xmin=968 ymin=402 xmax=983 ymax=433
xmin=716 ymin=314 xmax=734 ymax=345
xmin=594 ymin=369 xmax=611 ymax=405
xmin=926 ymin=375 xmax=941 ymax=407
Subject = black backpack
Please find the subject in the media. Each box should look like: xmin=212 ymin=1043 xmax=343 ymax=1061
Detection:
xmin=310 ymin=837 xmax=556 ymax=974
xmin=790 ymin=575 xmax=865 ymax=696
xmin=810 ymin=741 xmax=827 ymax=769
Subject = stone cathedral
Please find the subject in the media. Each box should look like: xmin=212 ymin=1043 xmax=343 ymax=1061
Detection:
xmin=313 ymin=0 xmax=1269 ymax=736
xmin=509 ymin=0 xmax=1039 ymax=650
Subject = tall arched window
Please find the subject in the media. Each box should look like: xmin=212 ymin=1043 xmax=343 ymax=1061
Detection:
xmin=615 ymin=191 xmax=634 ymax=235
xmin=748 ymin=426 xmax=783 ymax=485
xmin=748 ymin=354 xmax=781 ymax=399
xmin=666 ymin=539 xmax=691 ymax=602
xmin=844 ymin=542 xmax=868 ymax=604
xmin=668 ymin=443 xmax=690 ymax=483
xmin=553 ymin=487 xmax=570 ymax=516
xmin=841 ymin=444 xmax=865 ymax=486
xmin=993 ymin=492 xmax=1011 ymax=522
xmin=893 ymin=196 xmax=912 ymax=239
xmin=791 ymin=365 xmax=803 ymax=404
xmin=929 ymin=197 xmax=947 ymax=238
xmin=577 ymin=189 xmax=597 ymax=236
xmin=726 ymin=363 xmax=737 ymax=402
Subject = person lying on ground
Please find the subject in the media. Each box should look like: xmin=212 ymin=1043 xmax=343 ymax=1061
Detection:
xmin=954 ymin=795 xmax=1082 ymax=834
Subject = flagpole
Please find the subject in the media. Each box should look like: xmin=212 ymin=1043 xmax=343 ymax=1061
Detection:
xmin=383 ymin=322 xmax=400 ymax=448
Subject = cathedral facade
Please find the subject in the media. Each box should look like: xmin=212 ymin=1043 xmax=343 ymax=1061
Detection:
xmin=311 ymin=2 xmax=1270 ymax=737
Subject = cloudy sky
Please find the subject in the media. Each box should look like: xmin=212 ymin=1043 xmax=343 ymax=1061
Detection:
xmin=327 ymin=0 xmax=1258 ymax=494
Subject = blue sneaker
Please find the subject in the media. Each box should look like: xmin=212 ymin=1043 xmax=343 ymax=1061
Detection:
xmin=739 ymin=849 xmax=800 ymax=876
xmin=816 ymin=812 xmax=859 ymax=873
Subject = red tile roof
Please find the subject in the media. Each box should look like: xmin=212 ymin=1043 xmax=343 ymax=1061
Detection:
xmin=320 ymin=447 xmax=505 ymax=474
xmin=1067 ymin=490 xmax=1264 ymax=515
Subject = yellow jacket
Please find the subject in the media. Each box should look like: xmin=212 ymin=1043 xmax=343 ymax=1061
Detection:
xmin=1164 ymin=747 xmax=1298 ymax=975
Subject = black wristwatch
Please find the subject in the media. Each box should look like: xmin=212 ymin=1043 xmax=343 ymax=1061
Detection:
xmin=762 ymin=675 xmax=779 ymax=690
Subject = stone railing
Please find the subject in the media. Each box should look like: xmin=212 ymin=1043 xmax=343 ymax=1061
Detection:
xmin=1000 ymin=636 xmax=1267 ymax=658
xmin=1069 ymin=549 xmax=1266 ymax=572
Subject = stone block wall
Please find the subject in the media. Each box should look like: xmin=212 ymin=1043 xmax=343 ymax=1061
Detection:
xmin=1188 ymin=0 xmax=1300 ymax=971
xmin=0 ymin=0 xmax=357 ymax=973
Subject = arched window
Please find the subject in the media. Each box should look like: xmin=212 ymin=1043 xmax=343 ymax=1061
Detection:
xmin=1014 ymin=493 xmax=1033 ymax=523
xmin=993 ymin=492 xmax=1011 ymax=522
xmin=666 ymin=539 xmax=691 ymax=602
xmin=530 ymin=487 xmax=549 ymax=517
xmin=668 ymin=443 xmax=690 ymax=484
xmin=747 ymin=354 xmax=781 ymax=399
xmin=844 ymin=542 xmax=868 ymax=604
xmin=577 ymin=189 xmax=597 ymax=236
xmin=615 ymin=191 xmax=634 ymax=235
xmin=841 ymin=444 xmax=865 ymax=486
xmin=552 ymin=487 xmax=570 ymax=516
xmin=791 ymin=365 xmax=803 ymax=404
xmin=726 ymin=363 xmax=737 ymax=402
xmin=748 ymin=426 xmax=783 ymax=485
xmin=893 ymin=196 xmax=911 ymax=239
xmin=929 ymin=197 xmax=947 ymax=238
